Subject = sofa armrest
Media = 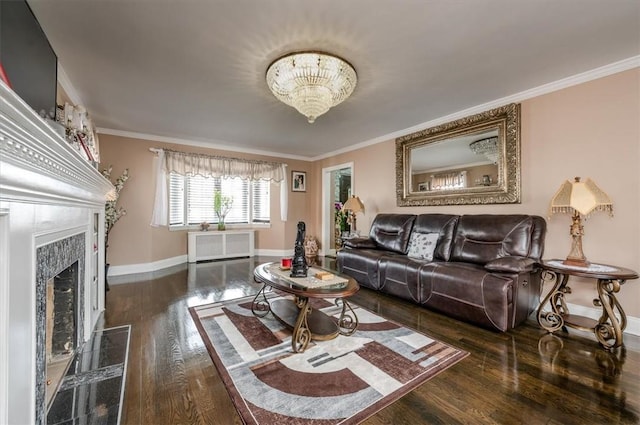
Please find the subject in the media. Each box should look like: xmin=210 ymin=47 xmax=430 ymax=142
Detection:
xmin=343 ymin=237 xmax=377 ymax=249
xmin=484 ymin=256 xmax=537 ymax=274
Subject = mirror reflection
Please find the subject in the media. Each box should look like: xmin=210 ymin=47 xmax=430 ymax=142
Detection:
xmin=411 ymin=129 xmax=499 ymax=192
xmin=396 ymin=103 xmax=521 ymax=206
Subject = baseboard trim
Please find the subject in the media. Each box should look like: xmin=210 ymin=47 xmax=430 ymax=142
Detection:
xmin=107 ymin=255 xmax=188 ymax=276
xmin=565 ymin=302 xmax=640 ymax=337
xmin=255 ymin=249 xmax=292 ymax=257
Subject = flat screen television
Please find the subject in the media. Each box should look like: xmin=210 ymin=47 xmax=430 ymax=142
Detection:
xmin=0 ymin=0 xmax=57 ymax=118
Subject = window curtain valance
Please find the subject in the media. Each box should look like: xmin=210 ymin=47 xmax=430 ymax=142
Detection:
xmin=163 ymin=149 xmax=285 ymax=182
xmin=430 ymin=170 xmax=467 ymax=191
xmin=150 ymin=148 xmax=288 ymax=227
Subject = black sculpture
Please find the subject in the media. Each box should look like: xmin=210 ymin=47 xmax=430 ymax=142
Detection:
xmin=290 ymin=221 xmax=308 ymax=277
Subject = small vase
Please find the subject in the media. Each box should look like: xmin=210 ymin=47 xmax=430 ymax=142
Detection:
xmin=217 ymin=222 xmax=226 ymax=231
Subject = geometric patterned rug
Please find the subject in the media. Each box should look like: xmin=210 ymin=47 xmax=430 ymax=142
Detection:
xmin=190 ymin=293 xmax=469 ymax=425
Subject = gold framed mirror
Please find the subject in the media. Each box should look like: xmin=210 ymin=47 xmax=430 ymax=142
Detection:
xmin=396 ymin=103 xmax=521 ymax=206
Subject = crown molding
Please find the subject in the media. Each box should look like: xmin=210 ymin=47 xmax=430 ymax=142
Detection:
xmin=97 ymin=127 xmax=312 ymax=162
xmin=311 ymin=55 xmax=640 ymax=161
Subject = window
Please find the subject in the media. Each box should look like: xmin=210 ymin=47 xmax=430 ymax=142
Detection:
xmin=430 ymin=171 xmax=467 ymax=191
xmin=169 ymin=173 xmax=270 ymax=226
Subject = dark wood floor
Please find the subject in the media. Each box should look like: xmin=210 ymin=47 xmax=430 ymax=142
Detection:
xmin=103 ymin=256 xmax=640 ymax=425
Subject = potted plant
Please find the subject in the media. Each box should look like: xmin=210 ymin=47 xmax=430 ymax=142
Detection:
xmin=214 ymin=190 xmax=233 ymax=230
xmin=335 ymin=202 xmax=349 ymax=234
xmin=334 ymin=202 xmax=349 ymax=249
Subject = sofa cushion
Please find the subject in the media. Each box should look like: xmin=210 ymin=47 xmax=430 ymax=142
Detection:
xmin=414 ymin=214 xmax=460 ymax=261
xmin=450 ymin=215 xmax=540 ymax=265
xmin=369 ymin=214 xmax=416 ymax=254
xmin=485 ymin=256 xmax=536 ymax=273
xmin=342 ymin=237 xmax=377 ymax=249
xmin=418 ymin=262 xmax=515 ymax=331
xmin=338 ymin=248 xmax=389 ymax=290
xmin=378 ymin=255 xmax=431 ymax=303
xmin=407 ymin=232 xmax=439 ymax=260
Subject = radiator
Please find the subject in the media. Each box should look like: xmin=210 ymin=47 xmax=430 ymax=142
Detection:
xmin=187 ymin=230 xmax=255 ymax=263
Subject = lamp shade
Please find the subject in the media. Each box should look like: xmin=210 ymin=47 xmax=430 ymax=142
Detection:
xmin=549 ymin=177 xmax=613 ymax=267
xmin=342 ymin=195 xmax=364 ymax=214
xmin=549 ymin=177 xmax=613 ymax=217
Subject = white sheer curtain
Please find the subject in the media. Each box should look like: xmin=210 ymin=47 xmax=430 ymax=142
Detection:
xmin=279 ymin=164 xmax=288 ymax=222
xmin=150 ymin=149 xmax=168 ymax=226
xmin=150 ymin=148 xmax=287 ymax=226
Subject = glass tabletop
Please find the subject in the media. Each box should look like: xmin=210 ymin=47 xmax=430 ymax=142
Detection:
xmin=542 ymin=259 xmax=638 ymax=280
xmin=253 ymin=262 xmax=359 ymax=298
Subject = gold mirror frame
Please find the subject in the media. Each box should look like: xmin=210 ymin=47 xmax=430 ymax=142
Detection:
xmin=396 ymin=103 xmax=521 ymax=206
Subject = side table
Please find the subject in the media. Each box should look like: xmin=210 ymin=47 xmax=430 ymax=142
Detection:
xmin=537 ymin=259 xmax=638 ymax=350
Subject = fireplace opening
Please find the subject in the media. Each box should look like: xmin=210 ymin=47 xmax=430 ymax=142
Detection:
xmin=45 ymin=262 xmax=79 ymax=408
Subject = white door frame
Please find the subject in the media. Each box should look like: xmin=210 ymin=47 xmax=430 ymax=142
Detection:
xmin=321 ymin=162 xmax=354 ymax=257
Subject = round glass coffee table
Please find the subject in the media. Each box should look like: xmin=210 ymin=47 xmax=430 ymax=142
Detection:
xmin=252 ymin=262 xmax=360 ymax=353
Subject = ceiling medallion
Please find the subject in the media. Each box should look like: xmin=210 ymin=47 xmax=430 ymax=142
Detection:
xmin=266 ymin=51 xmax=357 ymax=123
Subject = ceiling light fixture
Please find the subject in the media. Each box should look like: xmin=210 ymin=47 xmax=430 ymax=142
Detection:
xmin=469 ymin=136 xmax=499 ymax=164
xmin=266 ymin=51 xmax=357 ymax=123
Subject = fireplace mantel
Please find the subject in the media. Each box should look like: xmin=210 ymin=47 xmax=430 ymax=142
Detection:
xmin=1 ymin=81 xmax=113 ymax=424
xmin=0 ymin=82 xmax=112 ymax=206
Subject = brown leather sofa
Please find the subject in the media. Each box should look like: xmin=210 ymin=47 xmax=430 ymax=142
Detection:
xmin=337 ymin=213 xmax=546 ymax=332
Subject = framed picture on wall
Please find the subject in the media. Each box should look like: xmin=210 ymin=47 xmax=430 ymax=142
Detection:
xmin=292 ymin=171 xmax=306 ymax=192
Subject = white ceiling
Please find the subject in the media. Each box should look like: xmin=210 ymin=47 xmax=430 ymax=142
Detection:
xmin=28 ymin=0 xmax=640 ymax=160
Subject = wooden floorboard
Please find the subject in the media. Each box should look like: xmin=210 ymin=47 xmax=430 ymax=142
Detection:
xmin=103 ymin=256 xmax=640 ymax=425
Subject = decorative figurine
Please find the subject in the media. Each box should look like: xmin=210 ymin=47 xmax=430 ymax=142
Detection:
xmin=290 ymin=221 xmax=308 ymax=277
xmin=304 ymin=235 xmax=319 ymax=266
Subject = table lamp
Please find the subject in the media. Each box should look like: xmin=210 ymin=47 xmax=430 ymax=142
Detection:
xmin=548 ymin=177 xmax=613 ymax=267
xmin=342 ymin=195 xmax=365 ymax=236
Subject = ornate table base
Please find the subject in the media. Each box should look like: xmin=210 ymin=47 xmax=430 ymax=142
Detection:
xmin=251 ymin=283 xmax=359 ymax=353
xmin=537 ymin=260 xmax=637 ymax=350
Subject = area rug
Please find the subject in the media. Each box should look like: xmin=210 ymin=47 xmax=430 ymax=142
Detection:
xmin=189 ymin=293 xmax=468 ymax=425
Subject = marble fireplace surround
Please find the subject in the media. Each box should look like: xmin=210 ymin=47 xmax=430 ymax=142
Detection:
xmin=37 ymin=232 xmax=85 ymax=423
xmin=0 ymin=81 xmax=113 ymax=424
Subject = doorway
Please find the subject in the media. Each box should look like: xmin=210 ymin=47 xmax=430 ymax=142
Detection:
xmin=321 ymin=163 xmax=353 ymax=257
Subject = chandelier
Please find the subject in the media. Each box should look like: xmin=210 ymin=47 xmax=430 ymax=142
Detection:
xmin=266 ymin=51 xmax=357 ymax=123
xmin=469 ymin=136 xmax=499 ymax=164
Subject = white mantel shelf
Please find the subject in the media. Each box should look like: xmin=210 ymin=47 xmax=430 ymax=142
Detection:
xmin=0 ymin=81 xmax=113 ymax=206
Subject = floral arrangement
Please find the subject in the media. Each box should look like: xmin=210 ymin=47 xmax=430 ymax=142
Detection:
xmin=334 ymin=202 xmax=349 ymax=232
xmin=102 ymin=166 xmax=129 ymax=248
xmin=214 ymin=191 xmax=233 ymax=230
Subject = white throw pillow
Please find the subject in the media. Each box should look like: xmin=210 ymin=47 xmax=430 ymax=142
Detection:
xmin=407 ymin=232 xmax=439 ymax=261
